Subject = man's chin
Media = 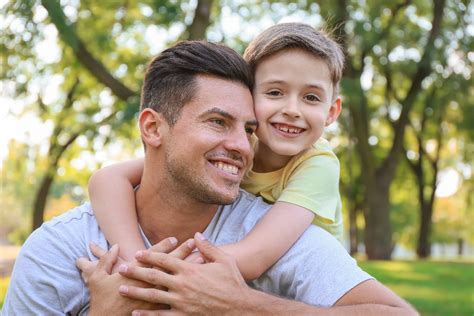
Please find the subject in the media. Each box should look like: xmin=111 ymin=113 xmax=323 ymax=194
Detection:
xmin=205 ymin=188 xmax=240 ymax=205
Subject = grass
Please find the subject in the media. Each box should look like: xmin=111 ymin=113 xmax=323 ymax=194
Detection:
xmin=0 ymin=277 xmax=9 ymax=308
xmin=0 ymin=260 xmax=472 ymax=314
xmin=359 ymin=260 xmax=474 ymax=316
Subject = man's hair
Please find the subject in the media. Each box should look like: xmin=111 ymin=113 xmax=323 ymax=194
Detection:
xmin=140 ymin=41 xmax=253 ymax=125
xmin=243 ymin=23 xmax=344 ymax=98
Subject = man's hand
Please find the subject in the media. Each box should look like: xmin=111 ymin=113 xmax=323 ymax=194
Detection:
xmin=76 ymin=237 xmax=197 ymax=315
xmin=118 ymin=232 xmax=250 ymax=315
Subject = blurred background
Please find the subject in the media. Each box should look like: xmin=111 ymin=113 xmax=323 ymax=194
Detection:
xmin=1 ymin=0 xmax=473 ymax=314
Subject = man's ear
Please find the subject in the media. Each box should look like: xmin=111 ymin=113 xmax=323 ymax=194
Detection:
xmin=325 ymin=96 xmax=342 ymax=126
xmin=139 ymin=108 xmax=168 ymax=148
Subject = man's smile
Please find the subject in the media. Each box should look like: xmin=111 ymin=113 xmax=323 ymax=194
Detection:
xmin=212 ymin=161 xmax=239 ymax=175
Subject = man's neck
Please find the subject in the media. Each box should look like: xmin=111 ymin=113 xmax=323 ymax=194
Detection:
xmin=135 ymin=175 xmax=219 ymax=246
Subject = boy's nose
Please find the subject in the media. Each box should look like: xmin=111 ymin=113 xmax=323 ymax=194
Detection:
xmin=282 ymin=98 xmax=301 ymax=118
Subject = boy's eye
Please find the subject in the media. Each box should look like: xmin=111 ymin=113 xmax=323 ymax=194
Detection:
xmin=265 ymin=90 xmax=282 ymax=97
xmin=305 ymin=94 xmax=321 ymax=102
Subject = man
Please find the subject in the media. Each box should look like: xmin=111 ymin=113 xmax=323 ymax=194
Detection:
xmin=3 ymin=41 xmax=416 ymax=315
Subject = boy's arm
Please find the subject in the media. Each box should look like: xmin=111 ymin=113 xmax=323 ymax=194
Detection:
xmin=224 ymin=150 xmax=341 ymax=280
xmin=88 ymin=158 xmax=145 ymax=261
xmin=119 ymin=235 xmax=418 ymax=315
xmin=221 ymin=201 xmax=314 ymax=280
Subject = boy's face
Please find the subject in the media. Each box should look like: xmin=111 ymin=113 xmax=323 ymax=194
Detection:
xmin=253 ymin=48 xmax=341 ymax=159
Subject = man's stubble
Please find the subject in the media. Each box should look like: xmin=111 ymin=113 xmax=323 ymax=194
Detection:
xmin=164 ymin=145 xmax=239 ymax=206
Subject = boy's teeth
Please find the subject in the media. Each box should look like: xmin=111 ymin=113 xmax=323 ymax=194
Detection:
xmin=214 ymin=162 xmax=238 ymax=175
xmin=277 ymin=124 xmax=301 ymax=134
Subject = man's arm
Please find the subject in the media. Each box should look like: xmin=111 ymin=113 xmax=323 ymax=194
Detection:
xmin=118 ymin=233 xmax=418 ymax=315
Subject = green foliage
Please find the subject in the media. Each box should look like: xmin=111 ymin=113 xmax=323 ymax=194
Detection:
xmin=1 ymin=0 xmax=472 ymax=256
xmin=360 ymin=260 xmax=474 ymax=316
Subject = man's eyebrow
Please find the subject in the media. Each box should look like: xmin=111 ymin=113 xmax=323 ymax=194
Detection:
xmin=200 ymin=107 xmax=235 ymax=120
xmin=200 ymin=107 xmax=258 ymax=127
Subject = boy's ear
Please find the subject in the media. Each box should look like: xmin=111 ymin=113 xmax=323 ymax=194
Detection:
xmin=139 ymin=108 xmax=169 ymax=148
xmin=325 ymin=96 xmax=342 ymax=126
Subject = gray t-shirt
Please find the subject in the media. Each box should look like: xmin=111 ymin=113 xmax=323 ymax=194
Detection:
xmin=3 ymin=190 xmax=371 ymax=315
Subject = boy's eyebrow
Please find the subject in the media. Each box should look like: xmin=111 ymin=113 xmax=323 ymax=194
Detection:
xmin=260 ymin=80 xmax=328 ymax=92
xmin=200 ymin=107 xmax=258 ymax=127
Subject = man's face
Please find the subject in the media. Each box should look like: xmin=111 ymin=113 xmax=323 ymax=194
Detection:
xmin=163 ymin=75 xmax=256 ymax=205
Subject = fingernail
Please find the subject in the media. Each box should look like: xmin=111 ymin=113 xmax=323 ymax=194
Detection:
xmin=135 ymin=250 xmax=144 ymax=259
xmin=119 ymin=285 xmax=128 ymax=294
xmin=195 ymin=232 xmax=206 ymax=241
xmin=186 ymin=239 xmax=195 ymax=249
xmin=118 ymin=264 xmax=128 ymax=273
xmin=169 ymin=237 xmax=178 ymax=246
xmin=132 ymin=311 xmax=141 ymax=316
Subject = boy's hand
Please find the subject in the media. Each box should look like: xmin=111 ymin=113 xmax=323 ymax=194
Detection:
xmin=117 ymin=233 xmax=249 ymax=315
xmin=184 ymin=250 xmax=205 ymax=264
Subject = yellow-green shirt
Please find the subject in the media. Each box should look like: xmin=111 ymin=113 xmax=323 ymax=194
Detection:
xmin=241 ymin=138 xmax=343 ymax=241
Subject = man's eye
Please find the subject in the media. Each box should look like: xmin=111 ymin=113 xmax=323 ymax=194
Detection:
xmin=210 ymin=118 xmax=224 ymax=125
xmin=305 ymin=94 xmax=321 ymax=102
xmin=245 ymin=127 xmax=255 ymax=135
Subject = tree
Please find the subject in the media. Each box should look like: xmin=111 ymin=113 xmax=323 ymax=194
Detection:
xmin=2 ymin=0 xmax=216 ymax=229
xmin=404 ymin=85 xmax=446 ymax=258
xmin=319 ymin=0 xmax=460 ymax=259
xmin=31 ymin=79 xmax=123 ymax=230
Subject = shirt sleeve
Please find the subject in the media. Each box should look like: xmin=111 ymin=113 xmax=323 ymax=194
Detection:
xmin=278 ymin=153 xmax=340 ymax=222
xmin=2 ymin=222 xmax=89 ymax=315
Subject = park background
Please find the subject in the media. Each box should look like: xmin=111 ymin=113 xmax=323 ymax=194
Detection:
xmin=0 ymin=0 xmax=473 ymax=314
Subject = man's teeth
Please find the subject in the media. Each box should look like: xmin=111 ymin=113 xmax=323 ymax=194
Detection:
xmin=214 ymin=162 xmax=238 ymax=175
xmin=277 ymin=125 xmax=302 ymax=134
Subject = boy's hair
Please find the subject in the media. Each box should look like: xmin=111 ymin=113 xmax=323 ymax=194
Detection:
xmin=141 ymin=41 xmax=254 ymax=125
xmin=243 ymin=23 xmax=344 ymax=98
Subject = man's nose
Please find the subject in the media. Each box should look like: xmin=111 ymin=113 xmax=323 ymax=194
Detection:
xmin=224 ymin=128 xmax=253 ymax=164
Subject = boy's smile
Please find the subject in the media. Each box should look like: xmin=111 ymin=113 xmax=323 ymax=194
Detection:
xmin=252 ymin=48 xmax=341 ymax=172
xmin=272 ymin=123 xmax=305 ymax=136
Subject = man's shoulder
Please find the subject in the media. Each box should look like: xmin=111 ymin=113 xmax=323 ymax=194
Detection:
xmin=46 ymin=202 xmax=95 ymax=226
xmin=3 ymin=202 xmax=103 ymax=314
xmin=21 ymin=202 xmax=105 ymax=261
xmin=36 ymin=202 xmax=101 ymax=243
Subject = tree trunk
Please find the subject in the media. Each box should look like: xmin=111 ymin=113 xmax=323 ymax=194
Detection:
xmin=187 ymin=0 xmax=213 ymax=40
xmin=416 ymin=203 xmax=432 ymax=258
xmin=32 ymin=172 xmax=55 ymax=231
xmin=364 ymin=180 xmax=393 ymax=259
xmin=457 ymin=238 xmax=464 ymax=256
xmin=349 ymin=205 xmax=359 ymax=255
